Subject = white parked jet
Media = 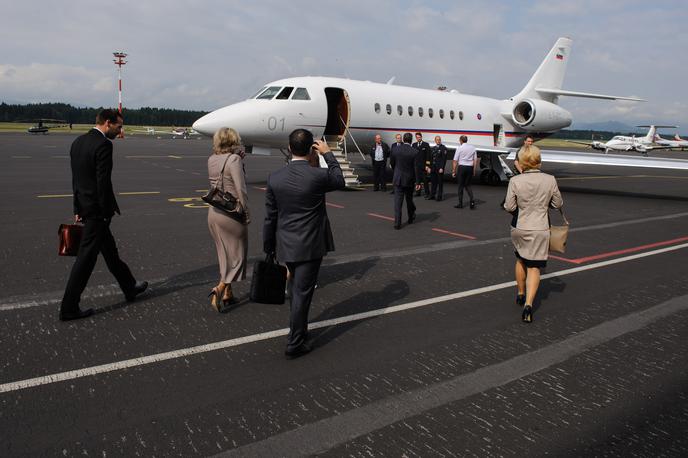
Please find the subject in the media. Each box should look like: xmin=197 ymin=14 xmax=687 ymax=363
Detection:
xmin=193 ymin=37 xmax=688 ymax=180
xmin=567 ymin=125 xmax=679 ymax=155
xmin=653 ymin=131 xmax=688 ymax=149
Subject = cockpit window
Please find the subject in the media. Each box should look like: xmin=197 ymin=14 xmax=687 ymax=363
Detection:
xmin=276 ymin=87 xmax=294 ymax=99
xmin=292 ymin=88 xmax=311 ymax=100
xmin=256 ymin=86 xmax=282 ymax=100
xmin=250 ymin=87 xmax=266 ymax=99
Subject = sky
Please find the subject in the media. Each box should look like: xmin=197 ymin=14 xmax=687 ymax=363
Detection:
xmin=1 ymin=0 xmax=687 ymax=128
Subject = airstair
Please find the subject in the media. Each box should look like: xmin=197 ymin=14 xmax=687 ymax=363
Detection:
xmin=324 ymin=136 xmax=361 ymax=187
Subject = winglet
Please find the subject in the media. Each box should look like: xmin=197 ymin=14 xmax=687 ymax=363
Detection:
xmin=386 ymin=77 xmax=396 ymax=85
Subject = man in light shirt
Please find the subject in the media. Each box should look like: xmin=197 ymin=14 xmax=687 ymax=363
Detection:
xmin=370 ymin=134 xmax=390 ymax=191
xmin=451 ymin=135 xmax=479 ymax=209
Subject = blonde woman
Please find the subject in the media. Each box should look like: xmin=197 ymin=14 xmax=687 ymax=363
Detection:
xmin=503 ymin=145 xmax=562 ymax=322
xmin=207 ymin=127 xmax=250 ymax=311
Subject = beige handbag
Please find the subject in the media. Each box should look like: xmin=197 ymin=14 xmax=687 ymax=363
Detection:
xmin=549 ymin=208 xmax=570 ymax=254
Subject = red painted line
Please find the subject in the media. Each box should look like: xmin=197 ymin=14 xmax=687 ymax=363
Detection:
xmin=253 ymin=186 xmax=267 ymax=191
xmin=367 ymin=212 xmax=395 ymax=222
xmin=549 ymin=235 xmax=688 ymax=265
xmin=326 ymin=202 xmax=345 ymax=209
xmin=432 ymin=228 xmax=477 ymax=240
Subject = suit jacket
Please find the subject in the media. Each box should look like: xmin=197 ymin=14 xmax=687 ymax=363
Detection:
xmin=369 ymin=142 xmax=390 ymax=165
xmin=70 ymin=128 xmax=120 ymax=219
xmin=263 ymin=152 xmax=345 ymax=262
xmin=430 ymin=144 xmax=448 ymax=170
xmin=390 ymin=142 xmax=403 ymax=167
xmin=413 ymin=141 xmax=432 ymax=172
xmin=390 ymin=143 xmax=420 ymax=187
xmin=503 ymin=170 xmax=563 ymax=230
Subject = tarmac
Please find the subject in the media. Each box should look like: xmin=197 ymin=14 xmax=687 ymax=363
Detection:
xmin=1 ymin=132 xmax=687 ymax=456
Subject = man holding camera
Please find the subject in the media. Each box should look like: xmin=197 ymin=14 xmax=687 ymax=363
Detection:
xmin=263 ymin=129 xmax=345 ymax=359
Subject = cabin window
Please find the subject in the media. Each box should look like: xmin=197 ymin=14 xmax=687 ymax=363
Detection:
xmin=291 ymin=88 xmax=311 ymax=100
xmin=439 ymin=109 xmax=445 ymax=119
xmin=428 ymin=108 xmax=434 ymax=118
xmin=397 ymin=105 xmax=403 ymax=116
xmin=250 ymin=87 xmax=266 ymax=99
xmin=275 ymin=87 xmax=294 ymax=99
xmin=459 ymin=111 xmax=464 ymax=120
xmin=450 ymin=110 xmax=455 ymax=120
xmin=386 ymin=104 xmax=392 ymax=115
xmin=418 ymin=107 xmax=424 ymax=117
xmin=374 ymin=103 xmax=381 ymax=114
xmin=408 ymin=106 xmax=414 ymax=116
xmin=256 ymin=86 xmax=282 ymax=100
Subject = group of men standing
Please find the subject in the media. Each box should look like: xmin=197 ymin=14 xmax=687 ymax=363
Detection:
xmin=369 ymin=132 xmax=479 ymax=229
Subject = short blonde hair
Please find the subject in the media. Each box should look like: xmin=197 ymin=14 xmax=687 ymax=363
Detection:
xmin=518 ymin=145 xmax=541 ymax=171
xmin=212 ymin=127 xmax=242 ymax=155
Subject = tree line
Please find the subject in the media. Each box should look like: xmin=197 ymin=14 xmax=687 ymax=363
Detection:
xmin=0 ymin=103 xmax=208 ymax=126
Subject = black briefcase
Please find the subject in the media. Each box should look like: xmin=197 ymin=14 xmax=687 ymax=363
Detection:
xmin=249 ymin=254 xmax=287 ymax=304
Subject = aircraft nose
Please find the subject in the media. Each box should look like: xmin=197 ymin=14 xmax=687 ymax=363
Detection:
xmin=192 ymin=102 xmax=257 ymax=138
xmin=192 ymin=113 xmax=215 ymax=136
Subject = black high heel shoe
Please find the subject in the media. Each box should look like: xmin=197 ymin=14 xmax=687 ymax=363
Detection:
xmin=516 ymin=294 xmax=526 ymax=306
xmin=522 ymin=305 xmax=533 ymax=323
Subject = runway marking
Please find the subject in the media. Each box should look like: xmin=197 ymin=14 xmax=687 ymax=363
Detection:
xmin=253 ymin=186 xmax=267 ymax=191
xmin=11 ymin=155 xmax=31 ymax=158
xmin=1 ymin=241 xmax=686 ymax=394
xmin=367 ymin=212 xmax=395 ymax=221
xmin=195 ymin=189 xmax=209 ymax=192
xmin=326 ymin=202 xmax=345 ymax=209
xmin=169 ymin=155 xmax=182 ymax=159
xmin=549 ymin=235 xmax=688 ymax=265
xmin=125 ymin=155 xmax=186 ymax=159
xmin=219 ymin=292 xmax=688 ymax=457
xmin=432 ymin=228 xmax=477 ymax=240
xmin=36 ymin=194 xmax=73 ymax=198
xmin=175 ymin=169 xmax=185 ymax=172
xmin=51 ymin=155 xmax=68 ymax=158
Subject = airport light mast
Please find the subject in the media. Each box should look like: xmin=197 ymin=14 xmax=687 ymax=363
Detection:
xmin=113 ymin=51 xmax=127 ymax=138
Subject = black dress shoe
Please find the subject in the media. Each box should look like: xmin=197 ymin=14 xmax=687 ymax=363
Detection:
xmin=59 ymin=307 xmax=94 ymax=321
xmin=436 ymin=196 xmax=443 ymax=201
xmin=285 ymin=342 xmax=312 ymax=359
xmin=394 ymin=224 xmax=401 ymax=230
xmin=470 ymin=201 xmax=476 ymax=209
xmin=408 ymin=213 xmax=416 ymax=224
xmin=125 ymin=281 xmax=148 ymax=302
xmin=454 ymin=204 xmax=463 ymax=209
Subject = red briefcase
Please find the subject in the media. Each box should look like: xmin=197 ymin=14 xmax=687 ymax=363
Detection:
xmin=58 ymin=224 xmax=83 ymax=256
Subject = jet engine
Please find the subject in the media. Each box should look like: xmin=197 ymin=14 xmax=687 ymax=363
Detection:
xmin=511 ymin=99 xmax=572 ymax=132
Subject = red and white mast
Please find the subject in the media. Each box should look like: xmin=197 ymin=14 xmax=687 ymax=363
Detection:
xmin=113 ymin=51 xmax=127 ymax=137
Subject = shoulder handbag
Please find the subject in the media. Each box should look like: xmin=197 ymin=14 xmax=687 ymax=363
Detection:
xmin=202 ymin=154 xmax=243 ymax=216
xmin=249 ymin=254 xmax=287 ymax=304
xmin=58 ymin=223 xmax=83 ymax=256
xmin=549 ymin=208 xmax=570 ymax=254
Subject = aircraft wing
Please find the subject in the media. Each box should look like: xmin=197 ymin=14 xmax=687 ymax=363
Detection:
xmin=504 ymin=149 xmax=688 ymax=170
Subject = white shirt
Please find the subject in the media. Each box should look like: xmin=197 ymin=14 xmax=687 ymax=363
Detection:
xmin=374 ymin=144 xmax=384 ymax=161
xmin=453 ymin=143 xmax=476 ymax=166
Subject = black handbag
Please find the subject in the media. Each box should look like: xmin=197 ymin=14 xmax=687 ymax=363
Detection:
xmin=250 ymin=254 xmax=287 ymax=304
xmin=58 ymin=223 xmax=83 ymax=256
xmin=202 ymin=154 xmax=241 ymax=215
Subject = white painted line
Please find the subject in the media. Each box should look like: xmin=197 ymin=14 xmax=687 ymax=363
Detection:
xmin=1 ymin=241 xmax=686 ymax=395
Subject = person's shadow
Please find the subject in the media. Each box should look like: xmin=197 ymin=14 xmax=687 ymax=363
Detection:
xmin=308 ymin=279 xmax=410 ymax=349
xmin=317 ymin=258 xmax=378 ymax=288
xmin=413 ymin=211 xmax=441 ymax=224
xmin=532 ymin=276 xmax=567 ymax=313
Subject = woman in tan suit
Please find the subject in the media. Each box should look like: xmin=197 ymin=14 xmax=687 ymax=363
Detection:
xmin=207 ymin=127 xmax=250 ymax=311
xmin=503 ymin=146 xmax=562 ymax=322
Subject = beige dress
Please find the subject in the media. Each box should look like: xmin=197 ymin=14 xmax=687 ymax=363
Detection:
xmin=207 ymin=152 xmax=250 ymax=283
xmin=503 ymin=169 xmax=563 ymax=262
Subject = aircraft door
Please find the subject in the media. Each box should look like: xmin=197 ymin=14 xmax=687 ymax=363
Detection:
xmin=493 ymin=124 xmax=505 ymax=147
xmin=324 ymin=87 xmax=350 ymax=142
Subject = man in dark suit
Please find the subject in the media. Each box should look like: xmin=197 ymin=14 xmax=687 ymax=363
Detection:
xmin=263 ymin=129 xmax=345 ymax=359
xmin=413 ymin=132 xmax=432 ymax=197
xmin=60 ymin=109 xmax=147 ymax=321
xmin=389 ymin=134 xmax=403 ymax=194
xmin=429 ymin=135 xmax=449 ymax=201
xmin=389 ymin=132 xmax=421 ymax=229
xmin=369 ymin=134 xmax=390 ymax=191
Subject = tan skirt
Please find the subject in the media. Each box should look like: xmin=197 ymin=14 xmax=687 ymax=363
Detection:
xmin=510 ymin=227 xmax=550 ymax=261
xmin=208 ymin=207 xmax=248 ymax=283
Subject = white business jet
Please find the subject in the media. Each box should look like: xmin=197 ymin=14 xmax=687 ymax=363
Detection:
xmin=653 ymin=131 xmax=688 ymax=149
xmin=567 ymin=125 xmax=679 ymax=155
xmin=193 ymin=37 xmax=688 ymax=182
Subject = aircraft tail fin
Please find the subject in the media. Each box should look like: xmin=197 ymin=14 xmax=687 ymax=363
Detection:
xmin=513 ymin=37 xmax=572 ymax=103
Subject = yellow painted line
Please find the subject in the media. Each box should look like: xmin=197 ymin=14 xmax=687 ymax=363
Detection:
xmin=125 ymin=155 xmax=168 ymax=158
xmin=195 ymin=189 xmax=209 ymax=192
xmin=118 ymin=191 xmax=160 ymax=196
xmin=168 ymin=155 xmax=182 ymax=159
xmin=12 ymin=155 xmax=31 ymax=158
xmin=37 ymin=194 xmax=72 ymax=198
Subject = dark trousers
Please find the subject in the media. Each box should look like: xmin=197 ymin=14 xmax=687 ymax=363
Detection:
xmin=285 ymin=258 xmax=322 ymax=351
xmin=61 ymin=218 xmax=136 ymax=312
xmin=372 ymin=160 xmax=387 ymax=190
xmin=457 ymin=165 xmax=475 ymax=205
xmin=430 ymin=170 xmax=444 ymax=199
xmin=414 ymin=168 xmax=429 ymax=196
xmin=394 ymin=185 xmax=416 ymax=226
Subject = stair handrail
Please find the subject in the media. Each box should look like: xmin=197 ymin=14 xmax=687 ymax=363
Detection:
xmin=339 ymin=115 xmax=366 ymax=161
